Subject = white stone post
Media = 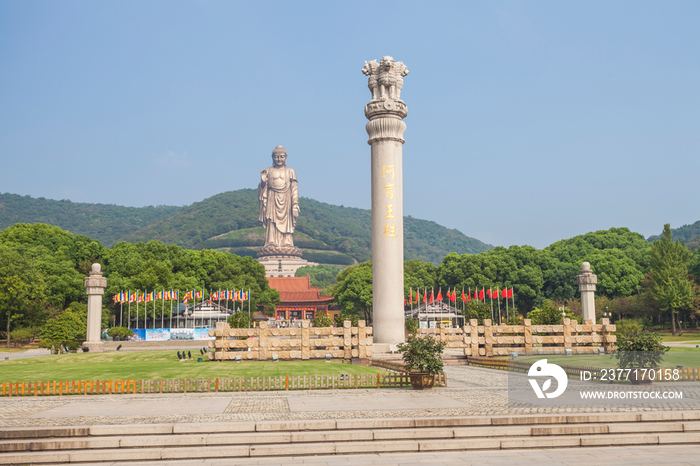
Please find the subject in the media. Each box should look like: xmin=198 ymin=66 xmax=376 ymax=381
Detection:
xmin=362 ymin=56 xmax=409 ymax=346
xmin=83 ymin=263 xmax=107 ymax=352
xmin=577 ymin=262 xmax=598 ymax=324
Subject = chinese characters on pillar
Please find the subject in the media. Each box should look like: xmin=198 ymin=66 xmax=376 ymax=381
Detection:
xmin=382 ymin=165 xmax=398 ymax=238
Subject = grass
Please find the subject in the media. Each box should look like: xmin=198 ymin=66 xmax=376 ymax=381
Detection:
xmin=0 ymin=351 xmax=386 ymax=382
xmin=516 ymin=348 xmax=700 ymax=369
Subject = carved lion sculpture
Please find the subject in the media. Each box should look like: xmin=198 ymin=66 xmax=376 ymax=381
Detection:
xmin=363 ymin=56 xmax=409 ymax=102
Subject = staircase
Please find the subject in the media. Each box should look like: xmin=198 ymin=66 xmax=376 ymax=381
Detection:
xmin=2 ymin=412 xmax=700 ymax=464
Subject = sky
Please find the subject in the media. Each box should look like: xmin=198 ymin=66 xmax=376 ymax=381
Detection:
xmin=1 ymin=1 xmax=699 ymax=248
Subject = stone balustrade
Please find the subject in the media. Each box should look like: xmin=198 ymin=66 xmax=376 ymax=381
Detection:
xmin=208 ymin=320 xmax=373 ymax=361
xmin=419 ymin=318 xmax=616 ymax=357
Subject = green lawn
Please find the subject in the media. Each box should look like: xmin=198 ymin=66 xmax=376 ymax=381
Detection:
xmin=516 ymin=348 xmax=700 ymax=369
xmin=0 ymin=351 xmax=386 ymax=382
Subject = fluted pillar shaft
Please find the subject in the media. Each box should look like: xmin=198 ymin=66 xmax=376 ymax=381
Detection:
xmin=362 ymin=56 xmax=409 ymax=345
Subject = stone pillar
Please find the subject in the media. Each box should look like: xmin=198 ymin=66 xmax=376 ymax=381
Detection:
xmin=83 ymin=263 xmax=107 ymax=352
xmin=577 ymin=261 xmax=598 ymax=324
xmin=362 ymin=56 xmax=409 ymax=346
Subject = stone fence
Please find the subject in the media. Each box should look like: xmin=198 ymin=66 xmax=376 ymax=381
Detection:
xmin=208 ymin=320 xmax=373 ymax=361
xmin=419 ymin=318 xmax=616 ymax=357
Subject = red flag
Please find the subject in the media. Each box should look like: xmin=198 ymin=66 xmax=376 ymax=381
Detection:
xmin=415 ymin=291 xmax=419 ymax=304
xmin=436 ymin=289 xmax=443 ymax=302
xmin=507 ymin=288 xmax=514 ymax=299
xmin=409 ymin=288 xmax=412 ymax=304
xmin=430 ymin=289 xmax=435 ymax=303
xmin=479 ymin=288 xmax=485 ymax=300
xmin=502 ymin=288 xmax=508 ymax=298
xmin=466 ymin=290 xmax=471 ymax=301
xmin=486 ymin=289 xmax=492 ymax=298
xmin=474 ymin=290 xmax=478 ymax=300
xmin=423 ymin=290 xmax=427 ymax=303
xmin=450 ymin=290 xmax=456 ymax=302
xmin=404 ymin=296 xmax=406 ymax=306
xmin=461 ymin=289 xmax=466 ymax=303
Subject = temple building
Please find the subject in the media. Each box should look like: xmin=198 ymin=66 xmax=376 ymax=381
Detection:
xmin=267 ymin=276 xmax=334 ymax=321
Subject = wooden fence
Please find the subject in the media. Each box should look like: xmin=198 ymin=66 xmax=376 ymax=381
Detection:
xmin=466 ymin=356 xmax=700 ymax=382
xmin=0 ymin=373 xmax=421 ymax=397
xmin=419 ymin=318 xmax=616 ymax=357
xmin=209 ymin=320 xmax=372 ymax=361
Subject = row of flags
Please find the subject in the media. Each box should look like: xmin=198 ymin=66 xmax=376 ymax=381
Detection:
xmin=405 ymin=287 xmax=515 ymax=305
xmin=112 ymin=289 xmax=250 ymax=305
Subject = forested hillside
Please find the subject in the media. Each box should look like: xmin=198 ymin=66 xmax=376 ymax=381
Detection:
xmin=2 ymin=190 xmax=492 ymax=265
xmin=0 ymin=193 xmax=182 ymax=246
xmin=648 ymin=220 xmax=700 ymax=251
xmin=115 ymin=190 xmax=493 ymax=264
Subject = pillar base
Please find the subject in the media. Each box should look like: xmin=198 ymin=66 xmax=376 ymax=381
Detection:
xmin=82 ymin=341 xmax=105 ymax=353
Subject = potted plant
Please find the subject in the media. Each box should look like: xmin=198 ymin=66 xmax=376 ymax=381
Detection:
xmin=397 ymin=334 xmax=446 ymax=390
xmin=614 ymin=332 xmax=669 ymax=384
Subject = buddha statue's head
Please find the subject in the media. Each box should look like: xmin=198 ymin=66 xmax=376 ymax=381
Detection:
xmin=271 ymin=146 xmax=287 ymax=167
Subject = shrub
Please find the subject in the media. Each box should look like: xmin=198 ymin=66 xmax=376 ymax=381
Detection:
xmin=615 ymin=318 xmax=645 ymax=338
xmin=333 ymin=310 xmax=359 ymax=327
xmin=527 ymin=301 xmax=579 ymax=325
xmin=107 ymin=327 xmax=134 ymax=340
xmin=397 ymin=334 xmax=446 ymax=375
xmin=9 ymin=327 xmax=41 ymax=346
xmin=405 ymin=317 xmax=419 ymax=340
xmin=312 ymin=311 xmax=333 ymax=327
xmin=614 ymin=332 xmax=669 ymax=369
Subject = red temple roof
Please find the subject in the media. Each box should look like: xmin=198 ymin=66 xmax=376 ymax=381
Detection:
xmin=267 ymin=276 xmax=334 ymax=305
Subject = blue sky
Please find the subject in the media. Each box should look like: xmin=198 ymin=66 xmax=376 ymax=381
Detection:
xmin=1 ymin=1 xmax=698 ymax=248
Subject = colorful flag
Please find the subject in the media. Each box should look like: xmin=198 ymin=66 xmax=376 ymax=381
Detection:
xmin=195 ymin=291 xmax=202 ymax=300
xmin=112 ymin=295 xmax=119 ymax=305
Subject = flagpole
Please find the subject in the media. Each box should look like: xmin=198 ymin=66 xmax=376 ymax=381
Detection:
xmin=135 ymin=291 xmax=139 ymax=330
xmin=120 ymin=293 xmax=123 ymax=328
xmin=248 ymin=289 xmax=251 ymax=327
xmin=127 ymin=291 xmax=131 ymax=330
xmin=490 ymin=287 xmax=495 ymax=324
xmin=496 ymin=287 xmax=500 ymax=320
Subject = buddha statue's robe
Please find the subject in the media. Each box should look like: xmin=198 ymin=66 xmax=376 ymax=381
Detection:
xmin=258 ymin=166 xmax=299 ymax=249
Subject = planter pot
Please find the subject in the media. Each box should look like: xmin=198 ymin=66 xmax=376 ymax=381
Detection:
xmin=409 ymin=372 xmax=436 ymax=390
xmin=629 ymin=367 xmax=654 ymax=385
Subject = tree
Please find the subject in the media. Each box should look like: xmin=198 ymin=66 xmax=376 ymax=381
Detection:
xmin=0 ymin=248 xmax=46 ymax=346
xmin=649 ymin=224 xmax=694 ymax=336
xmin=295 ymin=265 xmax=343 ymax=290
xmin=332 ymin=262 xmax=373 ymax=322
xmin=228 ymin=311 xmax=251 ymax=329
xmin=38 ymin=305 xmax=87 ymax=348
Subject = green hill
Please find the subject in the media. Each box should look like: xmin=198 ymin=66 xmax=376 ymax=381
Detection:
xmin=647 ymin=220 xmax=700 ymax=250
xmin=0 ymin=190 xmax=493 ymax=264
xmin=123 ymin=190 xmax=493 ymax=264
xmin=0 ymin=192 xmax=181 ymax=246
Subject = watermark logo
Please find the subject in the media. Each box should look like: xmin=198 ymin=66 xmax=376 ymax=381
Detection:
xmin=528 ymin=359 xmax=568 ymax=398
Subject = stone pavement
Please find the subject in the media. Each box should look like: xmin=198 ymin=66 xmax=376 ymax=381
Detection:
xmin=64 ymin=444 xmax=700 ymax=466
xmin=3 ymin=365 xmax=700 ymax=429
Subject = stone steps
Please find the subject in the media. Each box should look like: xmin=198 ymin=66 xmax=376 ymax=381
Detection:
xmin=2 ymin=412 xmax=700 ymax=464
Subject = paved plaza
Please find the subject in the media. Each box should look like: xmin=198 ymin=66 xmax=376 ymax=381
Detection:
xmin=3 ymin=364 xmax=700 ymax=464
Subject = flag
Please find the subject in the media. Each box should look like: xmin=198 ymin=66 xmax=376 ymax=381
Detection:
xmin=409 ymin=288 xmax=412 ymax=304
xmin=128 ymin=291 xmax=134 ymax=303
xmin=502 ymin=288 xmax=508 ymax=298
xmin=466 ymin=291 xmax=471 ymax=301
xmin=430 ymin=289 xmax=434 ymax=303
xmin=507 ymin=288 xmax=514 ymax=299
xmin=451 ymin=290 xmax=456 ymax=302
xmin=436 ymin=289 xmax=443 ymax=302
xmin=415 ymin=291 xmax=419 ymax=304
xmin=404 ymin=296 xmax=406 ymax=306
xmin=112 ymin=295 xmax=119 ymax=305
xmin=195 ymin=291 xmax=202 ymax=300
xmin=423 ymin=290 xmax=427 ymax=304
xmin=479 ymin=288 xmax=485 ymax=300
xmin=486 ymin=289 xmax=492 ymax=298
xmin=461 ymin=289 xmax=466 ymax=303
xmin=474 ymin=290 xmax=478 ymax=300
